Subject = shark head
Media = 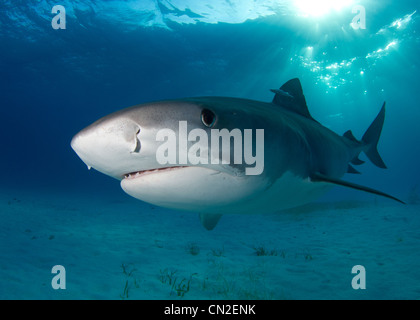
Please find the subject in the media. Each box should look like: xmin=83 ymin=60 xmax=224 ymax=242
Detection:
xmin=71 ymin=99 xmax=267 ymax=212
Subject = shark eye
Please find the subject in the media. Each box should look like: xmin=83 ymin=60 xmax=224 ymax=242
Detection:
xmin=201 ymin=109 xmax=216 ymax=128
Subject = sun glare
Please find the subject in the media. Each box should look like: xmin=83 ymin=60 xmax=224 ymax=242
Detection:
xmin=294 ymin=0 xmax=355 ymax=17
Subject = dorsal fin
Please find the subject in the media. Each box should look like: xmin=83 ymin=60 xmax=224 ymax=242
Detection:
xmin=270 ymin=78 xmax=314 ymax=120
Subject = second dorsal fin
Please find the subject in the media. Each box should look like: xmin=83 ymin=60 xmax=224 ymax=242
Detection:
xmin=347 ymin=164 xmax=361 ymax=174
xmin=343 ymin=130 xmax=359 ymax=143
xmin=271 ymin=78 xmax=314 ymax=120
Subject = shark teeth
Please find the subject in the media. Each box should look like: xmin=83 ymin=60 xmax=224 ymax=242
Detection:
xmin=124 ymin=171 xmax=146 ymax=180
xmin=124 ymin=167 xmax=188 ymax=180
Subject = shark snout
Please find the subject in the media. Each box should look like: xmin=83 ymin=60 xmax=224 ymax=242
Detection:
xmin=70 ymin=131 xmax=86 ymax=155
xmin=70 ymin=128 xmax=100 ymax=170
xmin=71 ymin=117 xmax=143 ymax=179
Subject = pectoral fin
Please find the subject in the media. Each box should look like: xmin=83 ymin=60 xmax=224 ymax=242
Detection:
xmin=199 ymin=213 xmax=223 ymax=231
xmin=311 ymin=172 xmax=405 ymax=204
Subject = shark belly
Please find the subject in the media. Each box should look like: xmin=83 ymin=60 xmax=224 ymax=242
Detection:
xmin=120 ymin=166 xmax=268 ymax=213
xmin=223 ymin=171 xmax=333 ymax=214
xmin=121 ymin=168 xmax=332 ymax=215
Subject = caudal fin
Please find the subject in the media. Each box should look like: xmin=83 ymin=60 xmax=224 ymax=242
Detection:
xmin=362 ymin=102 xmax=387 ymax=169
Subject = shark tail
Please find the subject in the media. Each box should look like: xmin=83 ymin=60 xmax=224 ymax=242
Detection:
xmin=324 ymin=101 xmax=404 ymax=204
xmin=361 ymin=102 xmax=387 ymax=169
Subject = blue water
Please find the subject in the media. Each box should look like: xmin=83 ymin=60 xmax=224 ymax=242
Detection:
xmin=1 ymin=1 xmax=419 ymax=300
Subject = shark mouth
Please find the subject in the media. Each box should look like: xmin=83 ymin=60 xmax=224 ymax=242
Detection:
xmin=123 ymin=166 xmax=189 ymax=180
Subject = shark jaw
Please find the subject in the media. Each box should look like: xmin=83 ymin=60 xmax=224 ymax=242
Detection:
xmin=119 ymin=166 xmax=262 ymax=212
xmin=123 ymin=166 xmax=189 ymax=180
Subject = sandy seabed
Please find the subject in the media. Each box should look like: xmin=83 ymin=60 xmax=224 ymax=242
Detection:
xmin=0 ymin=188 xmax=419 ymax=300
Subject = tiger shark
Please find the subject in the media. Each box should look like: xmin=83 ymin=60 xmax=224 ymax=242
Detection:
xmin=71 ymin=78 xmax=403 ymax=230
